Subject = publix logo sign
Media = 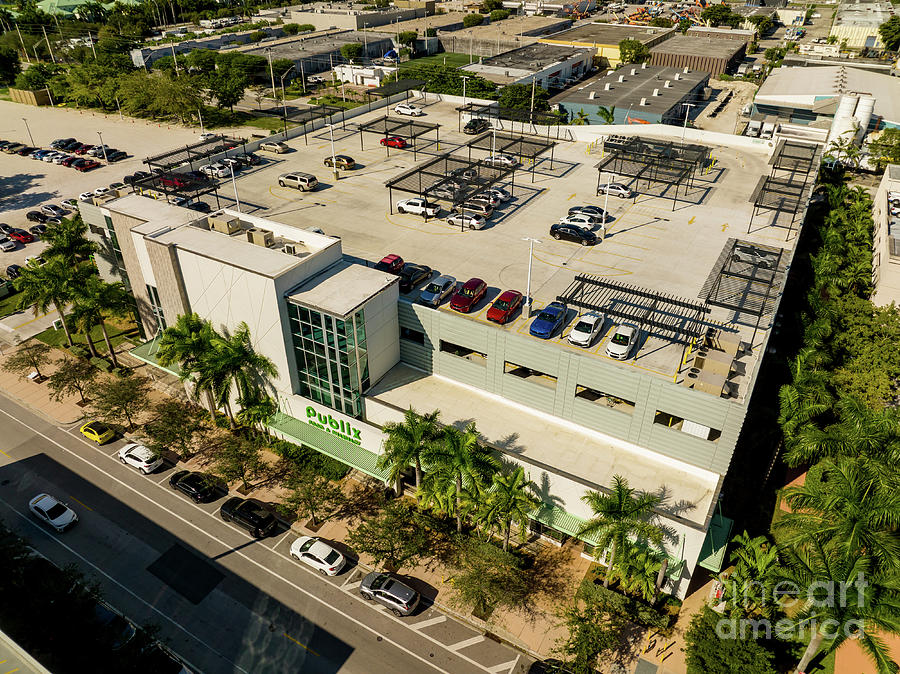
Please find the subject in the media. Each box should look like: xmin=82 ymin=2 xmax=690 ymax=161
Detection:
xmin=306 ymin=406 xmax=363 ymax=446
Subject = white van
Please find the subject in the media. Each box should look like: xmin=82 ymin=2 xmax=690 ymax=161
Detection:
xmin=278 ymin=172 xmax=319 ymax=191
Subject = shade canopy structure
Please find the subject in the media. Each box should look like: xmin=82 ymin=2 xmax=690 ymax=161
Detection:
xmin=130 ymin=171 xmax=223 ymax=207
xmin=747 ymin=175 xmax=811 ymax=239
xmin=252 ymin=102 xmax=348 ymax=144
xmin=358 ymin=116 xmax=442 ymax=160
xmin=465 ymin=130 xmax=556 ymax=183
xmin=144 ymin=135 xmax=246 ymax=173
xmin=456 ymin=102 xmax=569 ymax=140
xmin=769 ymin=139 xmax=818 ymax=178
xmin=697 ymin=511 xmax=733 ymax=572
xmin=366 ymin=79 xmax=426 ymax=98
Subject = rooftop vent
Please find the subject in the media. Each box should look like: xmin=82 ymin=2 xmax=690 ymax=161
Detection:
xmin=683 ymin=67 xmax=690 ymax=73
xmin=618 ymin=74 xmax=625 ymax=82
xmin=674 ymin=72 xmax=681 ymax=80
xmin=640 ymin=97 xmax=647 ymax=106
xmin=246 ymin=228 xmax=275 ymax=248
xmin=642 ymin=62 xmax=647 ymax=69
xmin=208 ymin=214 xmax=241 ymax=235
xmin=588 ymin=91 xmax=596 ymax=99
xmin=604 ymin=82 xmax=611 ymax=90
xmin=630 ymin=68 xmax=637 ymax=75
xmin=664 ymin=79 xmax=671 ymax=87
xmin=653 ymin=88 xmax=659 ymax=96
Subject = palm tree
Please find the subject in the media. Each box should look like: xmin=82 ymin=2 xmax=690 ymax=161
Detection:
xmin=577 ymin=475 xmax=663 ymax=588
xmin=479 ymin=466 xmax=539 ymax=551
xmin=14 ymin=257 xmax=88 ymax=348
xmin=774 ymin=540 xmax=900 ymax=674
xmin=377 ymin=408 xmax=442 ymax=497
xmin=157 ymin=313 xmax=219 ymax=419
xmin=571 ymin=108 xmax=591 ymax=125
xmin=70 ymin=277 xmax=133 ymax=367
xmin=428 ymin=422 xmax=500 ymax=533
xmin=595 ymin=105 xmax=616 ymax=124
xmin=40 ymin=216 xmax=96 ymax=264
xmin=236 ymin=391 xmax=277 ymax=440
xmin=612 ymin=542 xmax=663 ymax=603
xmin=721 ymin=530 xmax=781 ymax=619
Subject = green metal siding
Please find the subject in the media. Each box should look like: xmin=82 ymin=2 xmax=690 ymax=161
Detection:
xmin=571 ymin=397 xmax=634 ymax=438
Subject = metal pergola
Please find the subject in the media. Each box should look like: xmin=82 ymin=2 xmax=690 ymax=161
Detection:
xmin=385 ymin=152 xmax=518 ymax=224
xmin=769 ymin=139 xmax=818 ymax=180
xmin=455 ymin=102 xmax=569 ymax=140
xmin=465 ymin=131 xmax=555 ymax=183
xmin=366 ymin=78 xmax=426 ymax=100
xmin=130 ymin=171 xmax=224 ymax=208
xmin=358 ymin=116 xmax=441 ymax=160
xmin=747 ymin=175 xmax=810 ymax=239
xmin=255 ymin=102 xmax=347 ymax=145
xmin=144 ymin=135 xmax=246 ymax=172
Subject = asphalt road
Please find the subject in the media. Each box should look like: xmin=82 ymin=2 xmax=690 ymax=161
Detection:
xmin=0 ymin=392 xmax=533 ymax=674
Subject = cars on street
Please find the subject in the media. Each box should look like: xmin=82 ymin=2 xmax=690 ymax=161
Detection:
xmin=6 ymin=264 xmax=22 ymax=279
xmin=399 ymin=263 xmax=432 ymax=293
xmin=80 ymin=421 xmax=115 ymax=444
xmin=359 ymin=572 xmax=420 ymax=616
xmin=450 ymin=277 xmax=487 ymax=313
xmin=41 ymin=204 xmax=67 ymax=218
xmin=259 ymin=141 xmax=289 ymax=154
xmin=290 ymin=536 xmax=346 ymax=575
xmin=463 ymin=118 xmax=490 ymax=135
xmin=118 ymin=443 xmax=164 ymax=474
xmin=278 ymin=172 xmax=318 ymax=191
xmin=568 ymin=312 xmax=605 ymax=347
xmin=486 ymin=289 xmax=523 ymax=324
xmin=380 ymin=136 xmax=407 ymax=149
xmin=446 ymin=213 xmax=486 ymax=230
xmin=482 ymin=153 xmax=517 ymax=168
xmin=419 ymin=274 xmax=456 ymax=307
xmin=169 ymin=470 xmax=218 ymax=503
xmin=394 ymin=103 xmax=423 ymax=116
xmin=567 ymin=205 xmax=609 ymax=221
xmin=597 ymin=182 xmax=632 ymax=198
xmin=550 ymin=223 xmax=596 ymax=246
xmin=92 ymin=601 xmax=137 ymax=651
xmin=529 ymin=301 xmax=567 ymax=339
xmin=374 ymin=254 xmax=404 ymax=274
xmin=220 ymin=497 xmax=278 ymax=537
xmin=29 ymin=493 xmax=78 ymax=532
xmin=323 ymin=154 xmax=356 ymax=169
xmin=605 ymin=324 xmax=638 ymax=360
xmin=397 ymin=198 xmax=439 ymax=217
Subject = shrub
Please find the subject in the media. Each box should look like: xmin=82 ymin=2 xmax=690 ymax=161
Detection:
xmin=489 ymin=9 xmax=510 ymax=20
xmin=67 ymin=345 xmax=89 ymax=359
xmin=577 ymin=577 xmax=672 ymax=630
xmin=282 ymin=23 xmax=301 ymax=35
xmin=90 ymin=357 xmax=112 ymax=372
xmin=463 ymin=13 xmax=485 ymax=28
xmin=270 ymin=437 xmax=349 ymax=480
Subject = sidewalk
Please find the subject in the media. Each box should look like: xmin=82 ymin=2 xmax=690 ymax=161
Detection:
xmin=0 ymin=348 xmax=86 ymax=425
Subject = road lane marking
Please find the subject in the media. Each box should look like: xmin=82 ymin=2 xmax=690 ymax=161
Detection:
xmin=2 ymin=408 xmax=488 ymax=674
xmin=412 ymin=615 xmax=447 ymax=630
xmin=450 ymin=635 xmax=485 ymax=651
xmin=283 ymin=632 xmax=320 ymax=656
xmin=69 ymin=496 xmax=92 ymax=511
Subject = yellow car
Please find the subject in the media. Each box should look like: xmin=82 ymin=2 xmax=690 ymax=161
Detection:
xmin=80 ymin=421 xmax=115 ymax=445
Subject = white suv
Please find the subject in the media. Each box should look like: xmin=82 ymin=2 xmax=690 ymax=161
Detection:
xmin=394 ymin=103 xmax=423 ymax=116
xmin=397 ymin=198 xmax=439 ymax=217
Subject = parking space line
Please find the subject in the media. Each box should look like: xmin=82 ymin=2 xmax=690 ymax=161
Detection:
xmin=412 ymin=615 xmax=447 ymax=630
xmin=449 ymin=635 xmax=485 ymax=651
xmin=488 ymin=657 xmax=520 ymax=674
xmin=274 ymin=529 xmax=294 ymax=549
xmin=342 ymin=580 xmax=362 ymax=592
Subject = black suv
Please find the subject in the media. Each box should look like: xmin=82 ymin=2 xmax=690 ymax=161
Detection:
xmin=220 ymin=497 xmax=277 ymax=537
xmin=169 ymin=471 xmax=218 ymax=503
xmin=463 ymin=118 xmax=490 ymax=135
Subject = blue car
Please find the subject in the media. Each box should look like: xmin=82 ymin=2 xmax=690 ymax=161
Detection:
xmin=529 ymin=301 xmax=568 ymax=339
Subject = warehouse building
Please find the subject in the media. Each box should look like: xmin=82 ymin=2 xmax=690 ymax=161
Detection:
xmin=460 ymin=43 xmax=593 ymax=88
xmin=239 ymin=31 xmax=395 ymax=76
xmin=685 ymin=26 xmax=755 ymax=44
xmin=539 ymin=23 xmax=675 ymax=67
xmin=829 ymin=0 xmax=894 ymax=49
xmin=551 ymin=63 xmax=709 ymax=125
xmin=649 ymin=35 xmax=746 ymax=77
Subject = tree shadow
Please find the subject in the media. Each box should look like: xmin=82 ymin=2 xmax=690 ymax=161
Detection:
xmin=0 ymin=173 xmax=56 ymax=213
xmin=335 ymin=482 xmax=387 ymax=526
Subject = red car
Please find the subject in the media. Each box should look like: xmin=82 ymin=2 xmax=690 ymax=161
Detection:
xmin=450 ymin=277 xmax=487 ymax=313
xmin=9 ymin=230 xmax=34 ymax=244
xmin=374 ymin=254 xmax=404 ymax=274
xmin=486 ymin=289 xmax=523 ymax=324
xmin=75 ymin=160 xmax=100 ymax=172
xmin=380 ymin=136 xmax=408 ymax=149
xmin=160 ymin=175 xmax=187 ymax=188
xmin=61 ymin=156 xmax=79 ymax=167
xmin=74 ymin=144 xmax=93 ymax=155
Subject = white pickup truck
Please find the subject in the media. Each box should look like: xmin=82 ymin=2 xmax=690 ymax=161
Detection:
xmin=397 ymin=198 xmax=440 ymax=217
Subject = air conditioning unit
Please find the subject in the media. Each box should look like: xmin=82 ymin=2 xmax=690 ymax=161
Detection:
xmin=209 ymin=215 xmax=241 ymax=235
xmin=283 ymin=243 xmax=299 ymax=255
xmin=247 ymin=228 xmax=275 ymax=247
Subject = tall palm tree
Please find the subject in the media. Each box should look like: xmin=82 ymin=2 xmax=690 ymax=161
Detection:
xmin=70 ymin=277 xmax=133 ymax=367
xmin=236 ymin=391 xmax=277 ymax=440
xmin=157 ymin=313 xmax=219 ymax=419
xmin=571 ymin=108 xmax=591 ymax=125
xmin=595 ymin=105 xmax=615 ymax=124
xmin=577 ymin=475 xmax=663 ymax=588
xmin=428 ymin=422 xmax=500 ymax=533
xmin=612 ymin=542 xmax=663 ymax=603
xmin=14 ymin=257 xmax=88 ymax=348
xmin=377 ymin=408 xmax=442 ymax=497
xmin=479 ymin=466 xmax=539 ymax=551
xmin=40 ymin=216 xmax=96 ymax=264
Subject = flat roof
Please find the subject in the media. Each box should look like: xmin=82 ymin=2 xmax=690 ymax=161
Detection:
xmin=286 ymin=259 xmax=397 ymax=317
xmin=240 ymin=31 xmax=391 ymax=59
xmin=650 ymin=35 xmax=745 ymax=59
xmin=103 ymin=194 xmax=197 ymax=232
xmin=835 ymin=0 xmax=894 ymax=26
xmin=474 ymin=43 xmax=591 ymax=72
xmin=541 ymin=22 xmax=674 ymax=46
xmin=367 ymin=364 xmax=720 ymax=528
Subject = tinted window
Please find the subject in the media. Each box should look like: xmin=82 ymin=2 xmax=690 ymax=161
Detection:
xmin=45 ymin=503 xmax=67 ymax=519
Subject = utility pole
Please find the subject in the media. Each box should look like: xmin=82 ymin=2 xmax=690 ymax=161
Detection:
xmin=22 ymin=118 xmax=35 ymax=147
xmin=522 ymin=237 xmax=541 ymax=317
xmin=97 ymin=131 xmax=109 ymax=163
xmin=461 ymin=75 xmax=469 ymax=108
xmin=267 ymin=49 xmax=276 ymax=98
xmin=329 ymin=123 xmax=339 ymax=181
xmin=15 ymin=24 xmax=29 ymax=63
xmin=529 ymin=78 xmax=536 ymax=123
xmin=88 ymin=33 xmax=96 ymax=59
xmin=681 ymin=102 xmax=697 ymax=142
xmin=299 ymin=58 xmax=306 ymax=95
xmin=170 ymin=43 xmax=179 ymax=73
xmin=42 ymin=26 xmax=55 ymax=63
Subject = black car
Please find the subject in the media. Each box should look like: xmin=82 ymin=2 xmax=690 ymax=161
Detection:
xmin=220 ymin=497 xmax=278 ymax=538
xmin=107 ymin=150 xmax=127 ymax=162
xmin=186 ymin=201 xmax=212 ymax=213
xmin=463 ymin=118 xmax=490 ymax=135
xmin=69 ymin=158 xmax=88 ymax=170
xmin=398 ymin=263 xmax=433 ymax=293
xmin=6 ymin=264 xmax=22 ymax=279
xmin=16 ymin=146 xmax=37 ymax=156
xmin=50 ymin=137 xmax=75 ymax=149
xmin=234 ymin=152 xmax=260 ymax=166
xmin=59 ymin=139 xmax=81 ymax=150
xmin=0 ymin=224 xmax=12 ymax=234
xmin=550 ymin=223 xmax=597 ymax=246
xmin=124 ymin=170 xmax=151 ymax=185
xmin=29 ymin=224 xmax=47 ymax=237
xmin=25 ymin=211 xmax=48 ymax=223
xmin=169 ymin=470 xmax=218 ymax=503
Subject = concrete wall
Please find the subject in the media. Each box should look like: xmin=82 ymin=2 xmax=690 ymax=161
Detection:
xmin=289 ymin=7 xmax=423 ymax=30
xmin=871 ymin=166 xmax=900 ymax=306
xmin=364 ymin=284 xmax=402 ymax=387
xmin=9 ymin=88 xmax=52 ymax=106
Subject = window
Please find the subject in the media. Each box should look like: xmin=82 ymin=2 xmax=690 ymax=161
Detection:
xmin=440 ymin=340 xmax=486 ymax=365
xmin=653 ymin=409 xmax=721 ymax=442
xmin=504 ymin=361 xmax=556 ymax=389
xmin=145 ymin=284 xmax=167 ymax=331
xmin=400 ymin=326 xmax=425 ymax=345
xmin=529 ymin=521 xmax=568 ymax=545
xmin=575 ymin=385 xmax=635 ymax=414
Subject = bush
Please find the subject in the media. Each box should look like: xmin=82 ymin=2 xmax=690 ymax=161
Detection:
xmin=67 ymin=345 xmax=89 ymax=359
xmin=489 ymin=9 xmax=510 ymax=20
xmin=282 ymin=23 xmax=301 ymax=35
xmin=249 ymin=30 xmax=268 ymax=42
xmin=578 ymin=577 xmax=671 ymax=630
xmin=270 ymin=437 xmax=349 ymax=480
xmin=463 ymin=13 xmax=485 ymax=28
xmin=90 ymin=357 xmax=112 ymax=372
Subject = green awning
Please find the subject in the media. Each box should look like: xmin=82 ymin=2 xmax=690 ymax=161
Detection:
xmin=697 ymin=512 xmax=734 ymax=572
xmin=267 ymin=411 xmax=391 ymax=482
xmin=529 ymin=503 xmax=598 ymax=546
xmin=129 ymin=337 xmax=180 ymax=376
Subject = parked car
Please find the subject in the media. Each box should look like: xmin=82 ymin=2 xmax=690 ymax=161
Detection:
xmin=199 ymin=163 xmax=227 ymax=178
xmin=29 ymin=493 xmax=78 ymax=532
xmin=160 ymin=175 xmax=187 ymax=188
xmin=597 ymin=182 xmax=632 ymax=198
xmin=418 ymin=274 xmax=456 ymax=307
xmin=74 ymin=143 xmax=94 ymax=155
xmin=468 ymin=192 xmax=500 ymax=209
xmin=79 ymin=191 xmax=95 ymax=202
xmin=567 ymin=205 xmax=609 ymax=222
xmin=87 ymin=144 xmax=111 ymax=157
xmin=450 ymin=277 xmax=487 ymax=313
xmin=8 ymin=229 xmax=33 ymax=244
xmin=75 ymin=159 xmax=101 ymax=172
xmin=2 ymin=142 xmax=24 ymax=154
xmin=359 ymin=572 xmax=420 ymax=616
xmin=50 ymin=138 xmax=75 ymax=150
xmin=568 ymin=312 xmax=605 ymax=347
xmin=394 ymin=103 xmax=423 ymax=116
xmin=169 ymin=470 xmax=218 ymax=503
xmin=186 ymin=201 xmax=212 ymax=213
xmin=452 ymin=201 xmax=493 ymax=218
xmin=16 ymin=146 xmax=37 ymax=156
xmin=61 ymin=156 xmax=79 ymax=167
xmin=80 ymin=420 xmax=115 ymax=444
xmin=487 ymin=187 xmax=511 ymax=202
xmin=446 ymin=213 xmax=486 ymax=230
xmin=66 ymin=142 xmax=86 ymax=154
xmin=220 ymin=497 xmax=277 ymax=537
xmin=549 ymin=224 xmax=596 ymax=246
xmin=277 ymin=172 xmax=318 ymax=191
xmin=482 ymin=153 xmax=517 ymax=168
xmin=259 ymin=141 xmax=289 ymax=154
xmin=124 ymin=170 xmax=151 ymax=185
xmin=221 ymin=157 xmax=242 ymax=171
xmin=463 ymin=118 xmax=490 ymax=135
xmin=559 ymin=213 xmax=602 ymax=228
xmin=25 ymin=211 xmax=47 ymax=224
xmin=41 ymin=204 xmax=67 ymax=218
xmin=61 ymin=198 xmax=79 ymax=209
xmin=374 ymin=254 xmax=404 ymax=274
xmin=93 ymin=186 xmax=112 ymax=197
xmin=380 ymin=136 xmax=407 ymax=149
xmin=529 ymin=301 xmax=567 ymax=339
xmin=486 ymin=289 xmax=523 ymax=324
xmin=605 ymin=324 xmax=639 ymax=360
xmin=290 ymin=536 xmax=346 ymax=575
xmin=108 ymin=182 xmax=126 ymax=191
xmin=397 ymin=198 xmax=439 ymax=217
xmin=323 ymin=154 xmax=355 ymax=169
xmin=6 ymin=264 xmax=22 ymax=279
xmin=118 ymin=443 xmax=164 ymax=474
xmin=450 ymin=166 xmax=479 ymax=182
xmin=0 ymin=237 xmax=16 ymax=252
xmin=31 ymin=149 xmax=52 ymax=160
xmin=28 ymin=224 xmax=47 ymax=237
xmin=398 ymin=263 xmax=432 ymax=293
xmin=42 ymin=151 xmax=63 ymax=163
xmin=92 ymin=601 xmax=137 ymax=651
xmin=732 ymin=244 xmax=777 ymax=269
xmin=234 ymin=152 xmax=260 ymax=166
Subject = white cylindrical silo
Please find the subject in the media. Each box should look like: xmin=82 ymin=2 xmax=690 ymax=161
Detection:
xmin=827 ymin=94 xmax=860 ymax=151
xmin=854 ymin=96 xmax=875 ymax=143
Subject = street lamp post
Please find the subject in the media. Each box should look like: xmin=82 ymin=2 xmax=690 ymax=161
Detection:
xmin=522 ymin=236 xmax=541 ymax=317
xmin=97 ymin=131 xmax=108 ymax=163
xmin=229 ymin=164 xmax=241 ymax=213
xmin=681 ymin=102 xmax=697 ymax=143
xmin=329 ymin=123 xmax=339 ymax=181
xmin=22 ymin=118 xmax=34 ymax=147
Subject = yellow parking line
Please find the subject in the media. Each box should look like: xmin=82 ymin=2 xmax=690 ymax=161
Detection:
xmin=0 ymin=448 xmax=10 ymax=459
xmin=4 ymin=668 xmax=19 ymax=674
xmin=69 ymin=497 xmax=93 ymax=511
xmin=384 ymin=213 xmax=459 ymax=236
xmin=11 ymin=311 xmax=51 ymax=329
xmin=284 ymin=632 xmax=320 ymax=656
xmin=567 ymin=193 xmax=576 ymax=200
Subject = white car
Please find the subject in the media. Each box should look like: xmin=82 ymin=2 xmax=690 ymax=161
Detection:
xmin=397 ymin=198 xmax=439 ymax=217
xmin=29 ymin=493 xmax=78 ymax=532
xmin=447 ymin=213 xmax=487 ymax=230
xmin=118 ymin=442 xmax=164 ymax=474
xmin=559 ymin=213 xmax=601 ymax=228
xmin=568 ymin=312 xmax=605 ymax=347
xmin=290 ymin=536 xmax=346 ymax=575
xmin=482 ymin=154 xmax=517 ymax=168
xmin=597 ymin=182 xmax=632 ymax=198
xmin=93 ymin=186 xmax=111 ymax=197
xmin=605 ymin=324 xmax=639 ymax=360
xmin=201 ymin=163 xmax=230 ymax=178
xmin=79 ymin=191 xmax=94 ymax=202
xmin=394 ymin=103 xmax=423 ymax=117
xmin=487 ymin=187 xmax=511 ymax=202
xmin=199 ymin=132 xmax=216 ymax=141
xmin=42 ymin=151 xmax=62 ymax=163
xmin=0 ymin=237 xmax=16 ymax=252
xmin=53 ymin=154 xmax=70 ymax=164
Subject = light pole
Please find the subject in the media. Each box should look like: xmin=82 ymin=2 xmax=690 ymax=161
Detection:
xmin=22 ymin=117 xmax=34 ymax=147
xmin=229 ymin=164 xmax=241 ymax=213
xmin=197 ymin=107 xmax=204 ymax=134
xmin=266 ymin=48 xmax=276 ymax=98
xmin=522 ymin=236 xmax=541 ymax=317
xmin=681 ymin=102 xmax=697 ymax=142
xmin=97 ymin=131 xmax=108 ymax=163
xmin=329 ymin=123 xmax=339 ymax=181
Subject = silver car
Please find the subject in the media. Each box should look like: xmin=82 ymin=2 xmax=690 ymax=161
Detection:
xmin=419 ymin=274 xmax=456 ymax=306
xmin=359 ymin=572 xmax=420 ymax=616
